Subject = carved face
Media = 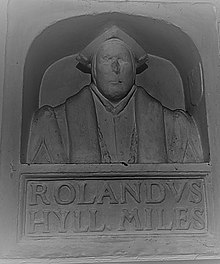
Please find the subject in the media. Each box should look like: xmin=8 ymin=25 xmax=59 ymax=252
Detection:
xmin=93 ymin=39 xmax=135 ymax=102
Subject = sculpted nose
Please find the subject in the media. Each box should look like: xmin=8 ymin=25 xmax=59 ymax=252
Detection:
xmin=111 ymin=59 xmax=120 ymax=74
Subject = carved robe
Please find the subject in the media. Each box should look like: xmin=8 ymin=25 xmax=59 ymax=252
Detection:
xmin=27 ymin=85 xmax=203 ymax=163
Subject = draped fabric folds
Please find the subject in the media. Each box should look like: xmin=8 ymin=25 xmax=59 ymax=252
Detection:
xmin=27 ymin=85 xmax=203 ymax=164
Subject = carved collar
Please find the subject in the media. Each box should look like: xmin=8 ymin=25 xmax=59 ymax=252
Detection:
xmin=90 ymin=83 xmax=137 ymax=115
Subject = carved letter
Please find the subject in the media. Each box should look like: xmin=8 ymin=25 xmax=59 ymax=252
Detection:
xmin=54 ymin=183 xmax=76 ymax=205
xmin=96 ymin=182 xmax=118 ymax=204
xmin=191 ymin=208 xmax=206 ymax=230
xmin=29 ymin=183 xmax=50 ymax=205
xmin=174 ymin=207 xmax=190 ymax=230
xmin=77 ymin=181 xmax=96 ymax=204
xmin=145 ymin=208 xmax=153 ymax=230
xmin=28 ymin=210 xmax=50 ymax=233
xmin=73 ymin=210 xmax=89 ymax=233
xmin=157 ymin=208 xmax=173 ymax=230
xmin=118 ymin=208 xmax=143 ymax=231
xmin=53 ymin=210 xmax=70 ymax=233
xmin=146 ymin=182 xmax=166 ymax=204
xmin=166 ymin=181 xmax=187 ymax=203
xmin=121 ymin=181 xmax=141 ymax=204
xmin=188 ymin=181 xmax=203 ymax=204
xmin=89 ymin=209 xmax=105 ymax=232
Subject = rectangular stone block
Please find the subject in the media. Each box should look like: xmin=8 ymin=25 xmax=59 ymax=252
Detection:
xmin=19 ymin=174 xmax=207 ymax=240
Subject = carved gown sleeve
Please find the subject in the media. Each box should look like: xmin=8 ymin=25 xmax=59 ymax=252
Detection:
xmin=27 ymin=105 xmax=67 ymax=163
xmin=164 ymin=108 xmax=203 ymax=163
xmin=181 ymin=111 xmax=204 ymax=162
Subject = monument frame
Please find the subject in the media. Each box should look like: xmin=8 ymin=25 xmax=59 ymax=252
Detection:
xmin=0 ymin=0 xmax=220 ymax=263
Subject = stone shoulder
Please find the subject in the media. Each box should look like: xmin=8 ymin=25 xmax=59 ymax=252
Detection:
xmin=33 ymin=105 xmax=55 ymax=121
xmin=163 ymin=106 xmax=194 ymax=128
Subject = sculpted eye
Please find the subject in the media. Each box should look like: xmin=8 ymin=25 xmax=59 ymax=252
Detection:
xmin=119 ymin=59 xmax=129 ymax=65
xmin=119 ymin=58 xmax=126 ymax=63
xmin=102 ymin=56 xmax=109 ymax=61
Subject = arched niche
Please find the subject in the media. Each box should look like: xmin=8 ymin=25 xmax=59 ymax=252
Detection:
xmin=21 ymin=12 xmax=209 ymax=163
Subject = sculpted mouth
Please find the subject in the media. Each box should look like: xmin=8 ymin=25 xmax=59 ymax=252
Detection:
xmin=111 ymin=80 xmax=122 ymax=84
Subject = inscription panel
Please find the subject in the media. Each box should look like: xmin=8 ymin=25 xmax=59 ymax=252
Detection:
xmin=20 ymin=175 xmax=207 ymax=238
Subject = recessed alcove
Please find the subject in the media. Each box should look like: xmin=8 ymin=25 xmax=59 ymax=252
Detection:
xmin=21 ymin=12 xmax=209 ymax=163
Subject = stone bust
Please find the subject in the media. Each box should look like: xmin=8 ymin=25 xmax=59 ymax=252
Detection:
xmin=27 ymin=26 xmax=203 ymax=164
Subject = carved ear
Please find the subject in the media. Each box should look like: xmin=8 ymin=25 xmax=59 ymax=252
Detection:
xmin=136 ymin=54 xmax=148 ymax=68
xmin=76 ymin=54 xmax=91 ymax=67
xmin=76 ymin=62 xmax=91 ymax=74
xmin=136 ymin=55 xmax=149 ymax=74
xmin=136 ymin=63 xmax=148 ymax=74
xmin=76 ymin=54 xmax=92 ymax=73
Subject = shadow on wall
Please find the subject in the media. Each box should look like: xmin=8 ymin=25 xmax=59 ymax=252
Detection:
xmin=21 ymin=12 xmax=209 ymax=163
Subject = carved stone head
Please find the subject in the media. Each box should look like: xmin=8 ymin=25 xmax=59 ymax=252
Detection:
xmin=76 ymin=25 xmax=148 ymax=102
xmin=92 ymin=39 xmax=135 ymax=102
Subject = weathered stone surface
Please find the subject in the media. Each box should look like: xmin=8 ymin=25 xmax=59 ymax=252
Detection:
xmin=0 ymin=0 xmax=220 ymax=263
xmin=22 ymin=176 xmax=206 ymax=236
